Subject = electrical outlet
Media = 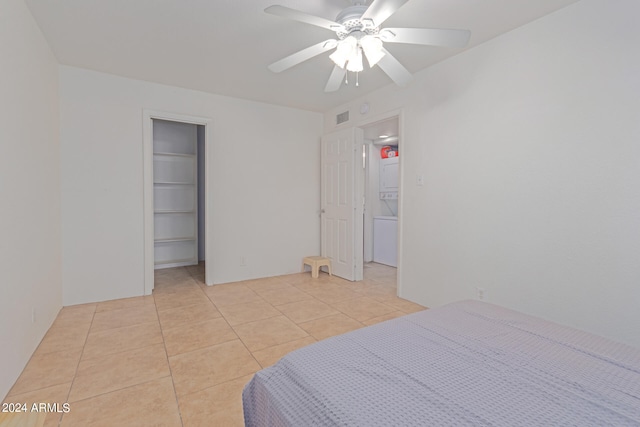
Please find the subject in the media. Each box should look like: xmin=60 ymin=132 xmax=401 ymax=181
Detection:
xmin=240 ymin=256 xmax=246 ymax=267
xmin=476 ymin=287 xmax=485 ymax=301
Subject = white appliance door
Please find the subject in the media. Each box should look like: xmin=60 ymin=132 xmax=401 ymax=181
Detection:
xmin=321 ymin=128 xmax=364 ymax=281
xmin=373 ymin=216 xmax=398 ymax=267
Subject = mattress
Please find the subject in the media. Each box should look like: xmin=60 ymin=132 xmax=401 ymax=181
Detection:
xmin=243 ymin=300 xmax=640 ymax=426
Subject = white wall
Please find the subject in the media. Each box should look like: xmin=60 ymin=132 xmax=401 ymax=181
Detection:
xmin=60 ymin=67 xmax=322 ymax=305
xmin=324 ymin=0 xmax=640 ymax=348
xmin=0 ymin=0 xmax=62 ymax=399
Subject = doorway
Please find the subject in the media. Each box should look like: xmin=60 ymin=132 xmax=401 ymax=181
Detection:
xmin=151 ymin=119 xmax=204 ymax=269
xmin=142 ymin=110 xmax=214 ymax=295
xmin=320 ymin=112 xmax=401 ymax=288
xmin=360 ymin=115 xmax=401 ymax=289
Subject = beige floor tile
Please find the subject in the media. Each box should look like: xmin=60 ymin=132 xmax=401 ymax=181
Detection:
xmin=362 ymin=311 xmax=407 ymax=326
xmin=204 ymin=285 xmax=263 ymax=307
xmin=178 ymin=374 xmax=253 ymax=427
xmin=216 ymin=300 xmax=282 ymax=326
xmin=243 ymin=277 xmax=292 ymax=292
xmin=368 ymin=294 xmax=427 ymax=313
xmin=35 ymin=323 xmax=90 ymax=355
xmin=153 ymin=285 xmax=204 ymax=300
xmin=327 ymin=276 xmax=357 ymax=286
xmin=335 ymin=280 xmax=373 ymax=293
xmin=279 ymin=272 xmax=316 ymax=286
xmin=361 ymin=283 xmax=398 ymax=298
xmin=162 ymin=318 xmax=238 ymax=357
xmin=89 ymin=304 xmax=158 ymax=332
xmin=369 ymin=275 xmax=398 ymax=287
xmin=0 ymin=412 xmax=46 ymax=426
xmin=191 ymin=273 xmax=205 ymax=284
xmin=53 ymin=304 xmax=96 ymax=327
xmin=154 ymin=267 xmax=192 ymax=282
xmin=276 ymin=298 xmax=339 ymax=324
xmin=169 ymin=340 xmax=260 ymax=397
xmin=253 ymin=286 xmax=313 ymax=306
xmin=185 ymin=263 xmax=204 ymax=274
xmin=3 ymin=382 xmax=71 ymax=427
xmin=302 ymin=283 xmax=360 ymax=304
xmin=155 ymin=267 xmax=193 ymax=278
xmin=232 ymin=316 xmax=309 ymax=352
xmin=330 ymin=296 xmax=397 ymax=322
xmin=60 ymin=377 xmax=181 ymax=427
xmin=293 ymin=280 xmax=324 ymax=292
xmin=8 ymin=348 xmax=82 ymax=396
xmin=69 ymin=343 xmax=169 ymax=402
xmin=81 ymin=322 xmax=163 ymax=361
xmin=363 ymin=263 xmax=396 ymax=277
xmin=157 ymin=302 xmax=221 ymax=330
xmin=299 ymin=313 xmax=364 ymax=341
xmin=6 ymin=263 xmax=403 ymax=425
xmin=95 ymin=296 xmax=155 ymax=313
xmin=154 ymin=276 xmax=196 ymax=290
xmin=153 ymin=278 xmax=200 ymax=294
xmin=154 ymin=288 xmax=210 ymax=311
xmin=251 ymin=336 xmax=317 ymax=368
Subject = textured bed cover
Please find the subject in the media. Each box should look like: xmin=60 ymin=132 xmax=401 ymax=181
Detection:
xmin=243 ymin=300 xmax=640 ymax=426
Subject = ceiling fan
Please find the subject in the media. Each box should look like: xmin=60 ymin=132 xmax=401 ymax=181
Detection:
xmin=265 ymin=0 xmax=471 ymax=92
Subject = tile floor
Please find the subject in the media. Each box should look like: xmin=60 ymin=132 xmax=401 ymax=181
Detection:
xmin=3 ymin=263 xmax=425 ymax=426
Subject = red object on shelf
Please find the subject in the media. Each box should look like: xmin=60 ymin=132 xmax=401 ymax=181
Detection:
xmin=380 ymin=146 xmax=398 ymax=158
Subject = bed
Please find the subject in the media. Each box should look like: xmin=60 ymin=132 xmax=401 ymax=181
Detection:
xmin=243 ymin=300 xmax=640 ymax=426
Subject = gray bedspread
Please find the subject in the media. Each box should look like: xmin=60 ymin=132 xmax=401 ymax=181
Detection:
xmin=243 ymin=300 xmax=640 ymax=426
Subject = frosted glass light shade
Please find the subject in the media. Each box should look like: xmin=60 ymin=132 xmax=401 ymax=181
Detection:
xmin=361 ymin=36 xmax=385 ymax=67
xmin=346 ymin=47 xmax=363 ymax=72
xmin=329 ymin=36 xmax=357 ymax=68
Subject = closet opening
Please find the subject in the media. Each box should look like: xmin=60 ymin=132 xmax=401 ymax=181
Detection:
xmin=152 ymin=119 xmax=205 ymax=269
xmin=360 ymin=115 xmax=400 ymax=288
xmin=142 ymin=111 xmax=213 ymax=295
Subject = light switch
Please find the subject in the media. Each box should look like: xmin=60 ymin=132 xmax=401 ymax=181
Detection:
xmin=416 ymin=175 xmax=425 ymax=186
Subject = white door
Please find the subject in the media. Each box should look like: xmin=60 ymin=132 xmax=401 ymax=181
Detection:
xmin=321 ymin=128 xmax=364 ymax=281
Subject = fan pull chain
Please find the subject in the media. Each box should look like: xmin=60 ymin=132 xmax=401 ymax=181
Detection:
xmin=356 ymin=72 xmax=359 ymax=87
xmin=345 ymin=73 xmax=348 ymax=85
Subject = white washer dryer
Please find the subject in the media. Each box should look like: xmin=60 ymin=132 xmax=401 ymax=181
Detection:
xmin=373 ymin=216 xmax=397 ymax=267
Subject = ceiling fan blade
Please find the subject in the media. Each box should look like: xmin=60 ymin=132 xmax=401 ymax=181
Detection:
xmin=265 ymin=5 xmax=343 ymax=32
xmin=360 ymin=0 xmax=409 ymax=28
xmin=376 ymin=48 xmax=412 ymax=87
xmin=382 ymin=27 xmax=471 ymax=48
xmin=324 ymin=66 xmax=347 ymax=92
xmin=268 ymin=40 xmax=337 ymax=73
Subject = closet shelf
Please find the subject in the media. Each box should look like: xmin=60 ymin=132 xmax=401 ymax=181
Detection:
xmin=154 ymin=257 xmax=196 ymax=266
xmin=153 ymin=181 xmax=195 ymax=185
xmin=154 ymin=209 xmax=194 ymax=214
xmin=153 ymin=151 xmax=195 ymax=158
xmin=153 ymin=119 xmax=198 ymax=270
xmin=154 ymin=237 xmax=196 ymax=244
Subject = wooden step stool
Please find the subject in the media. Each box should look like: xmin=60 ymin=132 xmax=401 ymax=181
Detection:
xmin=302 ymin=256 xmax=332 ymax=279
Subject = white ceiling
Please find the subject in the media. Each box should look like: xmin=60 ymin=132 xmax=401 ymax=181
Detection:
xmin=25 ymin=0 xmax=579 ymax=112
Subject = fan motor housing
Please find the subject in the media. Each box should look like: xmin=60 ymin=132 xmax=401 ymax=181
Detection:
xmin=335 ymin=5 xmax=379 ymax=39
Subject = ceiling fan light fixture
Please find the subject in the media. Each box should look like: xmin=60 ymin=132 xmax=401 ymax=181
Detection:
xmin=329 ymin=36 xmax=357 ymax=68
xmin=264 ymin=1 xmax=470 ymax=92
xmin=346 ymin=47 xmax=363 ymax=72
xmin=361 ymin=36 xmax=385 ymax=67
